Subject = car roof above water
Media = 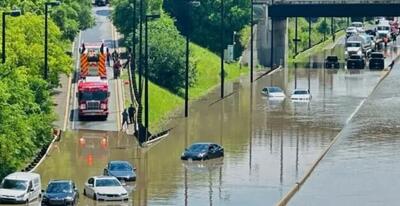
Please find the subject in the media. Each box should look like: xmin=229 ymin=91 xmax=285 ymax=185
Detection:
xmin=5 ymin=172 xmax=40 ymax=181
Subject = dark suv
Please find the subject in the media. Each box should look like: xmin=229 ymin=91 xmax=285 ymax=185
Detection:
xmin=369 ymin=52 xmax=385 ymax=70
xmin=324 ymin=56 xmax=340 ymax=69
xmin=347 ymin=54 xmax=365 ymax=69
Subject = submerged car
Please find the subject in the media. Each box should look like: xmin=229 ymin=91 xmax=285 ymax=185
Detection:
xmin=291 ymin=89 xmax=312 ymax=101
xmin=324 ymin=56 xmax=340 ymax=69
xmin=347 ymin=54 xmax=365 ymax=69
xmin=181 ymin=143 xmax=224 ymax=161
xmin=0 ymin=172 xmax=41 ymax=204
xmin=104 ymin=161 xmax=136 ymax=181
xmin=261 ymin=86 xmax=285 ymax=97
xmin=83 ymin=176 xmax=128 ymax=201
xmin=41 ymin=180 xmax=79 ymax=206
xmin=369 ymin=52 xmax=385 ymax=70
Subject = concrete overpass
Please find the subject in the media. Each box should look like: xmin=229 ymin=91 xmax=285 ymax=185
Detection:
xmin=255 ymin=0 xmax=400 ymax=67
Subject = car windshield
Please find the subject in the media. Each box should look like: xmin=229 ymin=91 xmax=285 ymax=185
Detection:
xmin=0 ymin=179 xmax=27 ymax=191
xmin=46 ymin=182 xmax=71 ymax=193
xmin=350 ymin=55 xmax=361 ymax=59
xmin=327 ymin=56 xmax=338 ymax=61
xmin=79 ymin=91 xmax=107 ymax=101
xmin=268 ymin=87 xmax=283 ymax=93
xmin=371 ymin=53 xmax=384 ymax=58
xmin=95 ymin=179 xmax=121 ymax=187
xmin=294 ymin=90 xmax=308 ymax=95
xmin=346 ymin=42 xmax=361 ymax=47
xmin=188 ymin=144 xmax=209 ymax=152
xmin=110 ymin=163 xmax=132 ymax=171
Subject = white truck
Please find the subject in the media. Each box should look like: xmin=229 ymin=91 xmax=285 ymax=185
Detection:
xmin=345 ymin=35 xmax=371 ymax=59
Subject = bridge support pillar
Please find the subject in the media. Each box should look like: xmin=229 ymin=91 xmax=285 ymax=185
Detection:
xmin=270 ymin=17 xmax=288 ymax=68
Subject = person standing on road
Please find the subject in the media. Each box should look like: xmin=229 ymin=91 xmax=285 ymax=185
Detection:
xmin=128 ymin=104 xmax=136 ymax=125
xmin=121 ymin=109 xmax=129 ymax=130
xmin=106 ymin=47 xmax=111 ymax=66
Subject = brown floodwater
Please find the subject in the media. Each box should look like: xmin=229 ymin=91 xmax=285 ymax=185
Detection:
xmin=31 ymin=63 xmax=389 ymax=206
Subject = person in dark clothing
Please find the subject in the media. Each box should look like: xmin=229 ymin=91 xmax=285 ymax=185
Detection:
xmin=106 ymin=48 xmax=111 ymax=66
xmin=128 ymin=104 xmax=136 ymax=124
xmin=121 ymin=109 xmax=129 ymax=130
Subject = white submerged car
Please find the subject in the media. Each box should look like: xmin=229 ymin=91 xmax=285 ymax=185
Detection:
xmin=261 ymin=86 xmax=285 ymax=98
xmin=83 ymin=176 xmax=128 ymax=201
xmin=291 ymin=89 xmax=312 ymax=101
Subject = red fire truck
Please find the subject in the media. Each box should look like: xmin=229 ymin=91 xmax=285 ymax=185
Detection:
xmin=77 ymin=76 xmax=109 ymax=120
xmin=79 ymin=42 xmax=107 ymax=79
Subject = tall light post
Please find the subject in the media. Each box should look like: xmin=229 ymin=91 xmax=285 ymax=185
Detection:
xmin=2 ymin=9 xmax=21 ymax=64
xmin=184 ymin=0 xmax=200 ymax=118
xmin=220 ymin=0 xmax=225 ymax=98
xmin=44 ymin=1 xmax=61 ymax=80
xmin=144 ymin=14 xmax=160 ymax=142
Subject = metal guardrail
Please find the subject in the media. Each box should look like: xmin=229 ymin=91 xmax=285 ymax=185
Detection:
xmin=260 ymin=0 xmax=400 ymax=5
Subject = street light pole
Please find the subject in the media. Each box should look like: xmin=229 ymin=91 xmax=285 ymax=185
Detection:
xmin=144 ymin=14 xmax=160 ymax=142
xmin=138 ymin=0 xmax=144 ymax=97
xmin=250 ymin=0 xmax=254 ymax=83
xmin=220 ymin=0 xmax=225 ymax=99
xmin=44 ymin=1 xmax=60 ymax=80
xmin=2 ymin=10 xmax=21 ymax=63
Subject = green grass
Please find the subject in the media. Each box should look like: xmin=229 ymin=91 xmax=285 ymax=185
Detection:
xmin=290 ymin=30 xmax=345 ymax=63
xmin=122 ymin=43 xmax=248 ymax=131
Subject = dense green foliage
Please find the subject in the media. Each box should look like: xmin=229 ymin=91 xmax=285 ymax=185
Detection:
xmin=0 ymin=12 xmax=74 ymax=178
xmin=164 ymin=0 xmax=250 ymax=55
xmin=112 ymin=0 xmax=197 ymax=94
xmin=1 ymin=0 xmax=94 ymax=40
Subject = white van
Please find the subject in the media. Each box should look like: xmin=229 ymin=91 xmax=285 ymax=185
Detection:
xmin=0 ymin=172 xmax=41 ymax=204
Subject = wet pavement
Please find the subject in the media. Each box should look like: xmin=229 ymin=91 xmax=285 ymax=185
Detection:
xmin=69 ymin=6 xmax=122 ymax=132
xmin=288 ymin=49 xmax=400 ymax=206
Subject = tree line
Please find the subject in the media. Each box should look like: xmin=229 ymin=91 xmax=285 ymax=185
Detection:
xmin=0 ymin=1 xmax=93 ymax=178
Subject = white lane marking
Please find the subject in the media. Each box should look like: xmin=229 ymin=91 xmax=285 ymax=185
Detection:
xmin=72 ymin=31 xmax=82 ymax=130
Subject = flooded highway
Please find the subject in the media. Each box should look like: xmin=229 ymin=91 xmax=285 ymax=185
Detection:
xmin=28 ymin=7 xmax=400 ymax=206
xmin=33 ymin=62 xmax=394 ymax=205
xmin=288 ymin=53 xmax=400 ymax=205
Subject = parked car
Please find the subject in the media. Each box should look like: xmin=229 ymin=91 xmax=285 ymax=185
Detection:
xmin=181 ymin=143 xmax=224 ymax=161
xmin=369 ymin=52 xmax=385 ymax=70
xmin=346 ymin=27 xmax=358 ymax=38
xmin=104 ymin=161 xmax=136 ymax=181
xmin=291 ymin=89 xmax=312 ymax=101
xmin=324 ymin=56 xmax=340 ymax=69
xmin=41 ymin=180 xmax=79 ymax=206
xmin=347 ymin=54 xmax=365 ymax=69
xmin=83 ymin=176 xmax=128 ymax=201
xmin=0 ymin=172 xmax=41 ymax=204
xmin=261 ymin=86 xmax=285 ymax=97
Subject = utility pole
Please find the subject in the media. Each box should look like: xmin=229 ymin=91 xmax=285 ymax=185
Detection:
xmin=220 ymin=0 xmax=225 ymax=98
xmin=250 ymin=0 xmax=254 ymax=83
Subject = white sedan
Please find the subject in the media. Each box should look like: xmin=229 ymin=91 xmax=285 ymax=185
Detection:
xmin=291 ymin=89 xmax=312 ymax=101
xmin=83 ymin=176 xmax=128 ymax=201
xmin=261 ymin=86 xmax=285 ymax=98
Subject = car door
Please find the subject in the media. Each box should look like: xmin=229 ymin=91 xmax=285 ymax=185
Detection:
xmin=214 ymin=145 xmax=223 ymax=157
xmin=86 ymin=178 xmax=95 ymax=197
xmin=27 ymin=180 xmax=34 ymax=201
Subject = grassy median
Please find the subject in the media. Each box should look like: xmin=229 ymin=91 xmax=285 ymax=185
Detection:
xmin=122 ymin=42 xmax=248 ymax=131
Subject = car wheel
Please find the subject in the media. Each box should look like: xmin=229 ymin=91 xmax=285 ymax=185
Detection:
xmin=25 ymin=199 xmax=29 ymax=205
xmin=202 ymin=156 xmax=209 ymax=161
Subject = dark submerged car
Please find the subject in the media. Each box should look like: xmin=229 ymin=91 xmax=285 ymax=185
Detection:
xmin=41 ymin=180 xmax=78 ymax=206
xmin=181 ymin=143 xmax=224 ymax=161
xmin=324 ymin=56 xmax=340 ymax=69
xmin=347 ymin=54 xmax=365 ymax=69
xmin=369 ymin=52 xmax=385 ymax=70
xmin=104 ymin=161 xmax=137 ymax=181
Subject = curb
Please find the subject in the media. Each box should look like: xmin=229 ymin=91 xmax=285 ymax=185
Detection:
xmin=276 ymin=57 xmax=398 ymax=206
